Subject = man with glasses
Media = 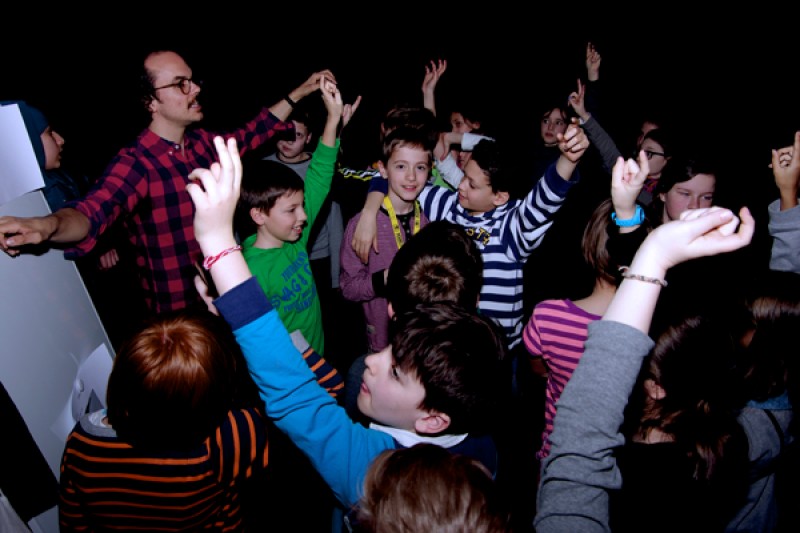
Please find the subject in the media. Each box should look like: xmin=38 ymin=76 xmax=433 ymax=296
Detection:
xmin=0 ymin=49 xmax=334 ymax=316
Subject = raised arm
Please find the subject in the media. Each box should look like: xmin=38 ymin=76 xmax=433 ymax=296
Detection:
xmin=190 ymin=137 xmax=391 ymax=507
xmin=433 ymin=131 xmax=495 ymax=190
xmin=611 ymin=151 xmax=649 ymax=233
xmin=554 ymin=118 xmax=590 ymax=181
xmin=268 ymin=69 xmax=337 ymax=122
xmin=568 ymin=78 xmax=621 ymax=174
xmin=768 ymin=130 xmax=800 ymax=273
xmin=188 ymin=137 xmax=249 ymax=294
xmin=586 ymin=41 xmax=601 ymax=82
xmin=319 ymin=75 xmax=344 ymax=148
xmin=421 ymin=59 xmax=447 ymax=116
xmin=772 ymin=131 xmax=800 ymax=211
xmin=535 ymin=206 xmax=755 ymax=533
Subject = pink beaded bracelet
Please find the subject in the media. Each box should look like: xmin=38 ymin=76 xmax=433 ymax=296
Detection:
xmin=202 ymin=245 xmax=242 ymax=271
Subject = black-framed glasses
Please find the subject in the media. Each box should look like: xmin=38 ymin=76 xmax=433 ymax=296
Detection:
xmin=644 ymin=150 xmax=666 ymax=160
xmin=153 ymin=77 xmax=203 ymax=95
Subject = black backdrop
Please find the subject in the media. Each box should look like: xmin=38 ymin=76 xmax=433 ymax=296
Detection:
xmin=3 ymin=11 xmax=798 ymax=223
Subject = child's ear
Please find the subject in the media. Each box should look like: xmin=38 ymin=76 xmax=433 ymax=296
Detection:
xmin=492 ymin=190 xmax=510 ymax=207
xmin=250 ymin=207 xmax=267 ymax=224
xmin=377 ymin=161 xmax=388 ymax=178
xmin=644 ymin=378 xmax=666 ymax=401
xmin=387 ymin=302 xmax=395 ymax=319
xmin=414 ymin=411 xmax=451 ymax=435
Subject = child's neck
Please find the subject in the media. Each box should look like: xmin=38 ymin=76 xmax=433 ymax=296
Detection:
xmin=278 ymin=151 xmax=310 ymax=164
xmin=253 ymin=228 xmax=284 ymax=250
xmin=386 ymin=191 xmax=415 ymax=215
xmin=573 ymin=280 xmax=616 ymax=316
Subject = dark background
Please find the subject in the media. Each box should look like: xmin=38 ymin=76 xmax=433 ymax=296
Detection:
xmin=3 ymin=11 xmax=798 ymax=239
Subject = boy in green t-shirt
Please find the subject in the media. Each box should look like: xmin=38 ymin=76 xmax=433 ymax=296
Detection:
xmin=236 ymin=76 xmax=356 ymax=355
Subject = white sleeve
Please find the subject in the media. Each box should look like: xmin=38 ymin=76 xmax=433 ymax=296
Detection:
xmin=460 ymin=132 xmax=495 ymax=151
xmin=435 ymin=153 xmax=465 ymax=189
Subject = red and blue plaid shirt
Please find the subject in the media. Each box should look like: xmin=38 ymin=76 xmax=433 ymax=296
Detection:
xmin=64 ymin=107 xmax=292 ymax=314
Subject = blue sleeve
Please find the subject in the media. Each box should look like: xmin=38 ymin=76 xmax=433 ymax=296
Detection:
xmin=367 ymin=173 xmax=388 ymax=195
xmin=215 ymin=278 xmax=394 ymax=508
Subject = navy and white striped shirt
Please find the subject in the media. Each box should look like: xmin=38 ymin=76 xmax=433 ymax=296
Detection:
xmin=417 ymin=163 xmax=577 ymax=348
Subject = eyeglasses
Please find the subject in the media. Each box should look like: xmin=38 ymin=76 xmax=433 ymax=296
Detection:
xmin=644 ymin=150 xmax=666 ymax=160
xmin=153 ymin=77 xmax=203 ymax=95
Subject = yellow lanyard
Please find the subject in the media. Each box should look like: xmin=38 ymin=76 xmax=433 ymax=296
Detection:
xmin=383 ymin=196 xmax=420 ymax=250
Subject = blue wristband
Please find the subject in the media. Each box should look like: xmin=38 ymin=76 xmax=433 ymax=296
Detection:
xmin=611 ymin=205 xmax=644 ymax=227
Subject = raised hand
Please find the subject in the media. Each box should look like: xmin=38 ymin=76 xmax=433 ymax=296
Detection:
xmin=320 ymin=75 xmax=343 ymax=121
xmin=635 ymin=206 xmax=755 ymax=274
xmin=188 ymin=136 xmax=252 ymax=295
xmin=422 ymin=59 xmax=447 ymax=115
xmin=586 ymin=42 xmax=601 ymax=82
xmin=343 ymin=95 xmax=363 ymax=128
xmin=567 ymin=79 xmax=590 ymax=121
xmin=422 ymin=59 xmax=447 ymax=94
xmin=771 ymin=131 xmax=800 ymax=210
xmin=557 ymin=118 xmax=589 ymax=162
xmin=611 ymin=151 xmax=650 ymax=218
xmin=297 ymin=69 xmax=337 ymax=100
xmin=605 ymin=205 xmax=754 ymax=333
xmin=187 ymin=136 xmax=242 ymax=255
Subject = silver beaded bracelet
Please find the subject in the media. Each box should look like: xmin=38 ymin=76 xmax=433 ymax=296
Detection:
xmin=618 ymin=266 xmax=668 ymax=287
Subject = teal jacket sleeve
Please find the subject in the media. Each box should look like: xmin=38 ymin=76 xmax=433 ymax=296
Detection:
xmin=215 ymin=277 xmax=394 ymax=508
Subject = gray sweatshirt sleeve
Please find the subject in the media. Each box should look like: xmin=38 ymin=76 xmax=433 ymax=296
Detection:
xmin=534 ymin=320 xmax=655 ymax=533
xmin=582 ymin=115 xmax=623 ymax=175
xmin=328 ymin=200 xmax=344 ymax=288
xmin=768 ymin=199 xmax=800 ymax=274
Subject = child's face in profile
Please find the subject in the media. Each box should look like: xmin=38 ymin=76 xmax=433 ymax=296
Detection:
xmin=379 ymin=145 xmax=430 ymax=210
xmin=258 ymin=190 xmax=307 ymax=247
xmin=41 ymin=127 xmax=64 ymax=170
xmin=357 ymin=345 xmax=428 ymax=431
xmin=641 ymin=138 xmax=669 ymax=177
xmin=457 ymin=160 xmax=502 ymax=215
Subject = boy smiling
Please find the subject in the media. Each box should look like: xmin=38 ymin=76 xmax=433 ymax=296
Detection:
xmin=340 ymin=127 xmax=433 ymax=352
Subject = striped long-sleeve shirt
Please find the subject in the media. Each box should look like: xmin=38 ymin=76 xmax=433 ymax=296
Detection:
xmin=523 ymin=299 xmax=600 ymax=459
xmin=58 ymin=407 xmax=269 ymax=532
xmin=58 ymin=342 xmax=341 ymax=532
xmin=415 ymin=163 xmax=577 ymax=348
